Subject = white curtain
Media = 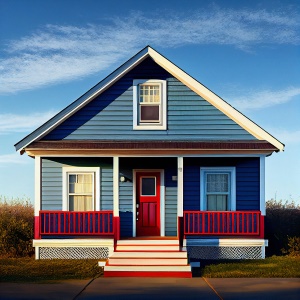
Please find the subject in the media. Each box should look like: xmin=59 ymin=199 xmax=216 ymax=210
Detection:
xmin=206 ymin=173 xmax=229 ymax=211
xmin=69 ymin=174 xmax=93 ymax=211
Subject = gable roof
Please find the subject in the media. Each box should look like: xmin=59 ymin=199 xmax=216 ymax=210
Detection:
xmin=15 ymin=46 xmax=284 ymax=152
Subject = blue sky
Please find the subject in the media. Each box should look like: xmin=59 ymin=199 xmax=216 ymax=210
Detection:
xmin=0 ymin=0 xmax=299 ymax=204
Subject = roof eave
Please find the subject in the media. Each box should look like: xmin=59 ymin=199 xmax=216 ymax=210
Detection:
xmin=14 ymin=46 xmax=152 ymax=152
xmin=15 ymin=45 xmax=284 ymax=153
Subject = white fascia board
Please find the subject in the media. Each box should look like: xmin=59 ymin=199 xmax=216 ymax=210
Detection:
xmin=184 ymin=239 xmax=267 ymax=247
xmin=148 ymin=47 xmax=284 ymax=152
xmin=16 ymin=48 xmax=150 ymax=152
xmin=33 ymin=239 xmax=114 ymax=247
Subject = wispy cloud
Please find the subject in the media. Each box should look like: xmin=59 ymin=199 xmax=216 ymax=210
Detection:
xmin=268 ymin=129 xmax=300 ymax=145
xmin=0 ymin=8 xmax=299 ymax=94
xmin=0 ymin=153 xmax=29 ymax=165
xmin=0 ymin=111 xmax=57 ymax=134
xmin=227 ymin=87 xmax=300 ymax=111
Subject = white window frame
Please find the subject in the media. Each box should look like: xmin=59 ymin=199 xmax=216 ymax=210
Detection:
xmin=133 ymin=79 xmax=167 ymax=130
xmin=62 ymin=167 xmax=100 ymax=211
xmin=200 ymin=167 xmax=236 ymax=211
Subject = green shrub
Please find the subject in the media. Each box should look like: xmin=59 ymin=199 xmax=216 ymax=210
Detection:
xmin=265 ymin=199 xmax=300 ymax=256
xmin=282 ymin=236 xmax=300 ymax=257
xmin=0 ymin=197 xmax=34 ymax=257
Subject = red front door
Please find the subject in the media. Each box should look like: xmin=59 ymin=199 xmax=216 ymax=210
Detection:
xmin=136 ymin=171 xmax=161 ymax=236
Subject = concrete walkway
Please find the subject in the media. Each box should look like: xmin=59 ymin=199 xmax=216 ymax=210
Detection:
xmin=0 ymin=278 xmax=299 ymax=300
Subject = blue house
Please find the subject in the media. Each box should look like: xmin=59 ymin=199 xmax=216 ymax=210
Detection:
xmin=15 ymin=46 xmax=284 ymax=277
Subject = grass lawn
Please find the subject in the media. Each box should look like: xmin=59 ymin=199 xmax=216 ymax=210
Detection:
xmin=1 ymin=256 xmax=299 ymax=282
xmin=200 ymin=256 xmax=300 ymax=278
xmin=0 ymin=257 xmax=103 ymax=282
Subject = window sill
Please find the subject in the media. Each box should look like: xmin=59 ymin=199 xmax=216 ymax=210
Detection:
xmin=133 ymin=124 xmax=167 ymax=130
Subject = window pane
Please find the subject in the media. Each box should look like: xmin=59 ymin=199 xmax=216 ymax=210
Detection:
xmin=141 ymin=177 xmax=156 ymax=196
xmin=207 ymin=195 xmax=227 ymax=211
xmin=139 ymin=85 xmax=160 ymax=103
xmin=207 ymin=173 xmax=229 ymax=192
xmin=140 ymin=105 xmax=160 ymax=122
xmin=69 ymin=174 xmax=93 ymax=194
xmin=69 ymin=195 xmax=93 ymax=211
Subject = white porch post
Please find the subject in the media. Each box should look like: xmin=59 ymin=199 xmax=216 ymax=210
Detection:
xmin=113 ymin=156 xmax=119 ymax=217
xmin=260 ymin=156 xmax=266 ymax=216
xmin=34 ymin=156 xmax=41 ymax=217
xmin=177 ymin=156 xmax=184 ymax=217
xmin=34 ymin=156 xmax=41 ymax=259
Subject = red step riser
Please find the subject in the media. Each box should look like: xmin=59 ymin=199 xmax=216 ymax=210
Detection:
xmin=104 ymin=271 xmax=192 ymax=278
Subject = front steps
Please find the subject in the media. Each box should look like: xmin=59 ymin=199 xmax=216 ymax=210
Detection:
xmin=104 ymin=239 xmax=192 ymax=277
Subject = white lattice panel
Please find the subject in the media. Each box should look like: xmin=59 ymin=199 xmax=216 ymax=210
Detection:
xmin=188 ymin=246 xmax=263 ymax=260
xmin=39 ymin=247 xmax=109 ymax=259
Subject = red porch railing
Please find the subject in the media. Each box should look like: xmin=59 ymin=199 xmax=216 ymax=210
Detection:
xmin=184 ymin=211 xmax=264 ymax=237
xmin=39 ymin=211 xmax=114 ymax=236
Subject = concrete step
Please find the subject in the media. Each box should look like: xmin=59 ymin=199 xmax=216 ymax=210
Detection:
xmin=116 ymin=245 xmax=180 ymax=251
xmin=108 ymin=257 xmax=188 ymax=266
xmin=117 ymin=239 xmax=180 ymax=245
xmin=105 ymin=265 xmax=191 ymax=271
xmin=104 ymin=270 xmax=192 ymax=278
xmin=110 ymin=251 xmax=187 ymax=258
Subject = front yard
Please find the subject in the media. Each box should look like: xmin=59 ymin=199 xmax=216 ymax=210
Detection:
xmin=1 ymin=256 xmax=299 ymax=282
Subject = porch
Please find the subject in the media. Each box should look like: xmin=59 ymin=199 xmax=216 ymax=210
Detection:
xmin=35 ymin=210 xmax=264 ymax=240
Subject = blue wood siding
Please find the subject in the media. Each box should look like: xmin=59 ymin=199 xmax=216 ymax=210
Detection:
xmin=43 ymin=57 xmax=255 ymax=141
xmin=100 ymin=168 xmax=113 ymax=210
xmin=41 ymin=158 xmax=113 ymax=211
xmin=165 ymin=168 xmax=178 ymax=236
xmin=119 ymin=176 xmax=133 ymax=238
xmin=42 ymin=159 xmax=63 ymax=210
xmin=183 ymin=157 xmax=260 ymax=211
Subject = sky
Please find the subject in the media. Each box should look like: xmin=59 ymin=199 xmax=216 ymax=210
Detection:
xmin=0 ymin=0 xmax=299 ymax=204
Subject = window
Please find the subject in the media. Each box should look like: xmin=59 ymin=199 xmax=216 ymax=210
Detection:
xmin=200 ymin=167 xmax=236 ymax=211
xmin=63 ymin=167 xmax=100 ymax=211
xmin=133 ymin=79 xmax=167 ymax=130
xmin=141 ymin=177 xmax=156 ymax=196
xmin=68 ymin=173 xmax=94 ymax=211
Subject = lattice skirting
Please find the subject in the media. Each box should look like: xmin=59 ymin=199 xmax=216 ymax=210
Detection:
xmin=39 ymin=247 xmax=109 ymax=259
xmin=187 ymin=246 xmax=263 ymax=260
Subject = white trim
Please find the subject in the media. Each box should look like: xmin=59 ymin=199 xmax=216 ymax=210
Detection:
xmin=16 ymin=50 xmax=149 ymax=151
xmin=148 ymin=47 xmax=284 ymax=151
xmin=34 ymin=156 xmax=41 ymax=217
xmin=160 ymin=171 xmax=165 ymax=237
xmin=133 ymin=169 xmax=165 ymax=237
xmin=133 ymin=79 xmax=167 ymax=130
xmin=260 ymin=156 xmax=266 ymax=216
xmin=200 ymin=167 xmax=236 ymax=211
xmin=113 ymin=156 xmax=119 ymax=217
xmin=62 ymin=167 xmax=100 ymax=211
xmin=33 ymin=238 xmax=114 ymax=247
xmin=35 ymin=246 xmax=40 ymax=260
xmin=183 ymin=238 xmax=268 ymax=247
xmin=177 ymin=156 xmax=184 ymax=217
xmin=26 ymin=153 xmax=271 ymax=158
xmin=17 ymin=46 xmax=284 ymax=152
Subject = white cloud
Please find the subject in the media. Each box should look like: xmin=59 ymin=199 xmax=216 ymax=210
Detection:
xmin=0 ymin=8 xmax=299 ymax=94
xmin=0 ymin=153 xmax=28 ymax=165
xmin=269 ymin=129 xmax=300 ymax=145
xmin=0 ymin=111 xmax=57 ymax=134
xmin=226 ymin=87 xmax=300 ymax=110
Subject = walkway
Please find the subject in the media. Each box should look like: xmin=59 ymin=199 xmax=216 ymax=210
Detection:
xmin=0 ymin=278 xmax=299 ymax=300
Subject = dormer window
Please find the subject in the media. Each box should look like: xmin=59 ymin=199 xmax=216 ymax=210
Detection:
xmin=133 ymin=79 xmax=167 ymax=130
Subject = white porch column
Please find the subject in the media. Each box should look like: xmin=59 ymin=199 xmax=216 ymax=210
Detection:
xmin=113 ymin=156 xmax=119 ymax=217
xmin=260 ymin=156 xmax=266 ymax=216
xmin=177 ymin=156 xmax=184 ymax=217
xmin=34 ymin=156 xmax=41 ymax=217
xmin=34 ymin=156 xmax=41 ymax=259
